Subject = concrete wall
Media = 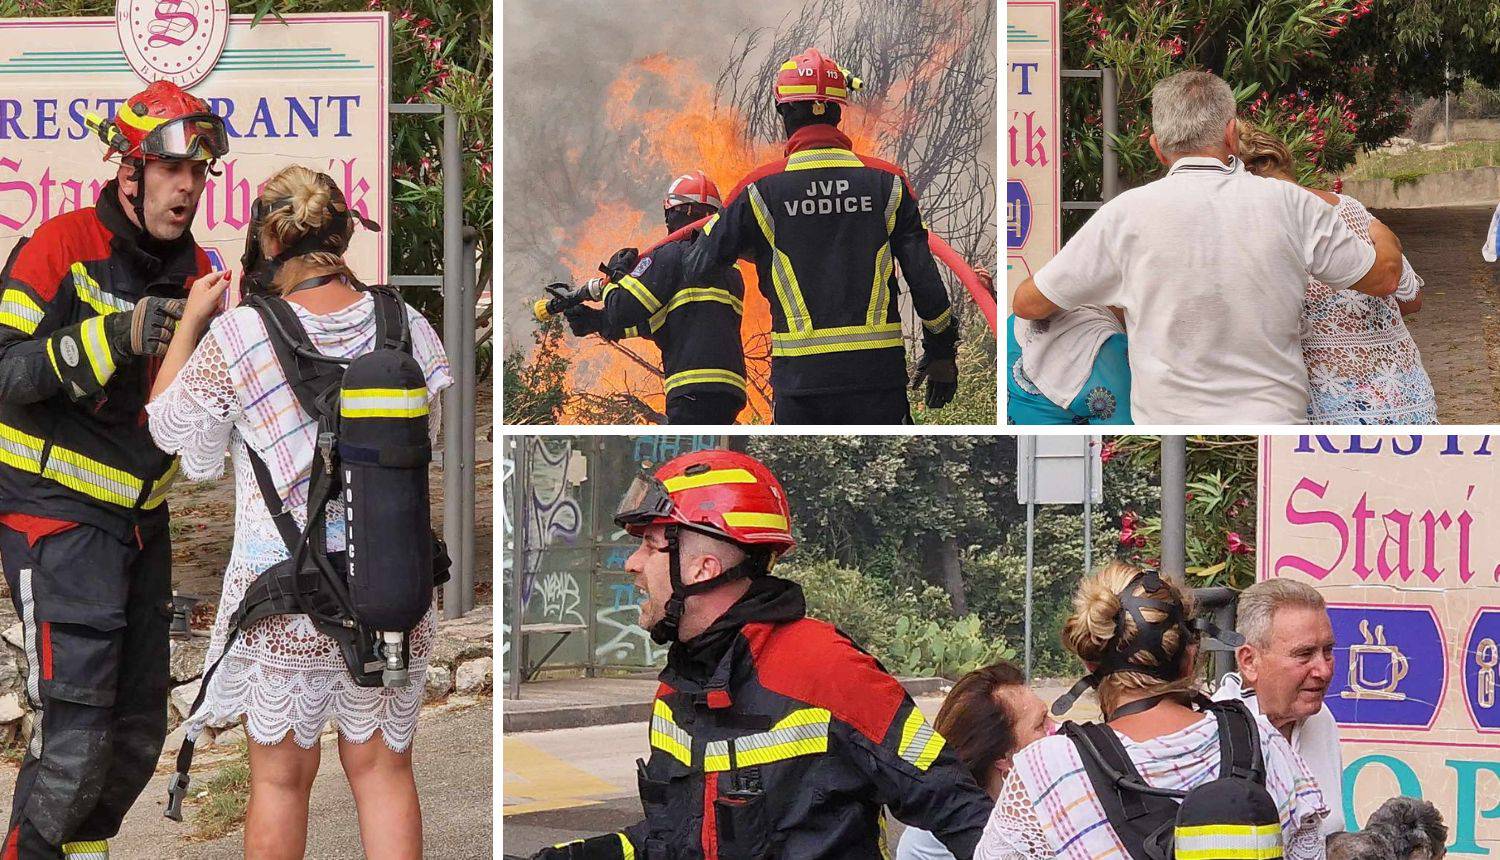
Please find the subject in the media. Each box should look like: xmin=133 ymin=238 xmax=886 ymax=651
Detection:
xmin=1341 ymin=166 xmax=1500 ymax=210
xmin=1427 ymin=118 xmax=1500 ymax=144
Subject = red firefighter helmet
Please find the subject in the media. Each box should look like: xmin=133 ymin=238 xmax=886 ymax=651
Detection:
xmin=90 ymin=80 xmax=228 ymax=162
xmin=662 ymin=171 xmax=723 ymax=212
xmin=774 ymin=48 xmax=860 ymax=106
xmin=615 ymin=449 xmax=796 ymax=557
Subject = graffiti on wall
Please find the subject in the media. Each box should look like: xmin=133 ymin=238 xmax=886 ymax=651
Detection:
xmin=630 ymin=435 xmax=724 ymax=466
xmin=536 ymin=571 xmax=586 ymax=626
xmin=521 ymin=437 xmax=583 ymax=605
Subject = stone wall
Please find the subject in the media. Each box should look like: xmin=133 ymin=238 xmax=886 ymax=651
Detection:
xmin=0 ymin=599 xmax=493 ymax=754
xmin=1341 ymin=167 xmax=1500 ymax=210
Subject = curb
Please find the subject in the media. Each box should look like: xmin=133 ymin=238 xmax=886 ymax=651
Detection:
xmin=502 ymin=676 xmax=950 ymax=733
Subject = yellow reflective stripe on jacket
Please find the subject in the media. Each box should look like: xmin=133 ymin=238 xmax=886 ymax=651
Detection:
xmin=341 ymin=387 xmax=429 ymax=419
xmin=79 ymin=315 xmax=115 ymax=387
xmin=603 ymin=275 xmax=662 ymax=315
xmin=722 ymin=511 xmax=788 ymax=530
xmin=142 ymin=458 xmax=179 ymax=510
xmin=897 ymin=708 xmax=945 ymax=771
xmin=786 ymin=147 xmax=865 ymax=172
xmin=922 ymin=307 xmax=954 ymax=334
xmin=867 ymin=179 xmax=902 ymax=326
xmin=70 ymin=263 xmax=134 ymax=316
xmin=650 ymin=699 xmax=692 ymax=767
xmin=1174 ymin=823 xmax=1283 ymax=860
xmin=0 ymin=289 xmax=43 ymax=334
xmin=770 ymin=322 xmax=903 ymax=357
xmin=642 ymin=287 xmax=743 ymax=334
xmin=0 ymin=421 xmax=173 ymax=510
xmin=663 ymin=467 xmax=757 ymax=493
xmin=43 ymin=445 xmax=142 ymax=508
xmin=704 ymin=707 xmax=830 ymax=772
xmin=701 ymin=212 xmax=720 ymax=236
xmin=663 ymin=369 xmax=747 ymax=395
xmin=746 ymin=184 xmax=812 ymax=333
xmin=617 ymin=832 xmax=635 ymax=860
xmin=61 ymin=840 xmax=108 ymax=859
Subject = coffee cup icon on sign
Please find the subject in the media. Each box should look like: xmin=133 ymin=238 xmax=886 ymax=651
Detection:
xmin=1341 ymin=619 xmax=1409 ymax=702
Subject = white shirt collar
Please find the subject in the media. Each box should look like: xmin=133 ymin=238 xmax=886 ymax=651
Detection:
xmin=1167 ymin=154 xmax=1242 ymax=176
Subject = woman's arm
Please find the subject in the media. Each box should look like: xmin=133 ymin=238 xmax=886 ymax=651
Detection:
xmin=150 ymin=270 xmax=229 ymax=401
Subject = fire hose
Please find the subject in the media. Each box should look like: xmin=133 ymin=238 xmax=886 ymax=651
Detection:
xmin=534 ymin=215 xmax=998 ymax=334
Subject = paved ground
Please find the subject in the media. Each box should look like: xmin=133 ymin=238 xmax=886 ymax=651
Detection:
xmin=1376 ymin=205 xmax=1500 ymax=423
xmin=1 ymin=697 xmax=493 ymax=859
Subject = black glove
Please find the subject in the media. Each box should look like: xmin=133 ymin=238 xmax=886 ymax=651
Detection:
xmin=564 ymin=303 xmax=605 ymax=338
xmin=104 ymin=296 xmax=185 ymax=357
xmin=603 ymin=247 xmax=640 ymax=283
xmin=911 ymin=354 xmax=958 ymax=409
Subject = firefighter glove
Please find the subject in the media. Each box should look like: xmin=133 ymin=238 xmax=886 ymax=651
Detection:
xmin=604 ymin=247 xmax=640 ymax=283
xmin=105 ymin=296 xmax=185 ymax=357
xmin=564 ymin=303 xmax=605 ymax=338
xmin=911 ymin=354 xmax=958 ymax=409
xmin=532 ymin=836 xmax=624 ymax=859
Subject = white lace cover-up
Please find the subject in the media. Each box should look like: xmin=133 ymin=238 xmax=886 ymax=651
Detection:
xmin=146 ymin=294 xmax=453 ymax=750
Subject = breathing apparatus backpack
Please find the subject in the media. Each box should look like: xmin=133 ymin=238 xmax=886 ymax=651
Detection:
xmin=1060 ymin=697 xmax=1282 ymax=860
xmin=166 ymin=284 xmax=450 ymax=821
xmin=1047 ymin=570 xmax=1279 ymax=860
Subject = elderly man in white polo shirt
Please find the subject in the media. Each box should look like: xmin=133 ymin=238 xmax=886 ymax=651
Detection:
xmin=1213 ymin=579 xmax=1346 ymax=836
xmin=1012 ymin=70 xmax=1403 ymax=424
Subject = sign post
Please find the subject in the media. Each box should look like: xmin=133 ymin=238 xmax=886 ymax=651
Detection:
xmin=1259 ymin=435 xmax=1500 ymax=851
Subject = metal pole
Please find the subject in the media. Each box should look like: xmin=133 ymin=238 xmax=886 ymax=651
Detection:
xmin=460 ymin=226 xmax=478 ymax=614
xmin=1024 ymin=501 xmax=1035 ymax=684
xmin=1101 ymin=68 xmax=1120 ymax=201
xmin=1161 ymin=436 xmax=1187 ymax=582
xmin=1083 ymin=438 xmax=1093 ymax=577
xmin=440 ymin=103 xmax=464 ymax=620
xmin=507 ymin=437 xmax=528 ymax=701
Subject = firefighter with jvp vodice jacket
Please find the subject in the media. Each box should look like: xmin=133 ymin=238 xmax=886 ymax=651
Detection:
xmin=0 ymin=81 xmax=227 ymax=859
xmin=682 ymin=49 xmax=959 ymax=425
xmin=534 ymin=449 xmax=993 ymax=860
xmin=564 ymin=171 xmax=749 ymax=424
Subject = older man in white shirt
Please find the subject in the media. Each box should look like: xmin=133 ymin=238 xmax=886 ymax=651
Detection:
xmin=1213 ymin=579 xmax=1346 ymax=836
xmin=1012 ymin=70 xmax=1404 ymax=424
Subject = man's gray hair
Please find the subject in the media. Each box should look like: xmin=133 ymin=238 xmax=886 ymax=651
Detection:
xmin=680 ymin=528 xmax=747 ymax=571
xmin=1150 ymin=70 xmax=1236 ymax=155
xmin=1236 ymin=579 xmax=1327 ymax=649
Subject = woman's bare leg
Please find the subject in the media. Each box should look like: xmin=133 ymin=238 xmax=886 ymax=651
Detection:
xmin=338 ymin=730 xmax=422 ymax=859
xmin=244 ymin=731 xmax=321 ymax=859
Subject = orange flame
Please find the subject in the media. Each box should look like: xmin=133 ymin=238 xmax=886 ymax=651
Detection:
xmin=551 ymin=52 xmax=919 ymax=423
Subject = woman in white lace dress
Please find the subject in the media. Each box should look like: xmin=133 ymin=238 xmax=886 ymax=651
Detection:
xmin=146 ymin=166 xmax=451 ymax=858
xmin=975 ymin=563 xmax=1328 ymax=860
xmin=1238 ymin=126 xmax=1436 ymax=424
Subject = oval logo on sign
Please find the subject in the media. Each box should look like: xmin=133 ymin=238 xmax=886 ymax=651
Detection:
xmin=115 ymin=0 xmax=230 ymax=88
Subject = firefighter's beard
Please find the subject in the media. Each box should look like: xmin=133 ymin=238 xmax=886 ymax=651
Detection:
xmin=143 ymin=190 xmax=201 ymax=242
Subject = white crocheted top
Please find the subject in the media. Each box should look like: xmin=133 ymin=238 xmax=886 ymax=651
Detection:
xmin=146 ymin=294 xmax=452 ymax=750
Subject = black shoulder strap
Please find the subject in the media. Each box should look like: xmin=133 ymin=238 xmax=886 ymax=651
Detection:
xmin=365 ymin=285 xmax=411 ymax=353
xmin=1060 ymin=721 xmax=1182 ymax=860
xmin=243 ymin=294 xmax=345 ymax=420
xmin=1205 ymin=699 xmax=1265 ymax=785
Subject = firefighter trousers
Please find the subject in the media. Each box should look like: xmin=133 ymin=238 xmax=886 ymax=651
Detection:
xmin=772 ymin=386 xmax=913 ymax=425
xmin=1 ymin=516 xmax=172 ymax=860
xmin=665 ymin=390 xmax=744 ymax=425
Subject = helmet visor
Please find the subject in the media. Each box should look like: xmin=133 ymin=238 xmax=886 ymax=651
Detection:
xmin=614 ymin=475 xmax=675 ymax=531
xmin=143 ymin=114 xmax=228 ymax=161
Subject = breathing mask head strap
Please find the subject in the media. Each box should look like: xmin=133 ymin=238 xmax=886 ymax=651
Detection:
xmin=1050 ymin=569 xmax=1195 ymax=716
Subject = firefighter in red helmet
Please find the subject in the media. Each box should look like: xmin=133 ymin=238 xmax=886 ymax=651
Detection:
xmin=562 ymin=170 xmax=749 ymax=424
xmin=681 ymin=48 xmax=960 ymax=425
xmin=534 ymin=450 xmax=992 ymax=859
xmin=0 ymin=80 xmax=227 ymax=859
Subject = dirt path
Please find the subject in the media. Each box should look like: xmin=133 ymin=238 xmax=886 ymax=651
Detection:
xmin=1372 ymin=205 xmax=1500 ymax=423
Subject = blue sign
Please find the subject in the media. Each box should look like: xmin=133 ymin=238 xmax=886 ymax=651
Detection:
xmin=1007 ymin=179 xmax=1031 ymax=250
xmin=1326 ymin=606 xmax=1444 ymax=728
xmin=1462 ymin=609 xmax=1500 ymax=730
